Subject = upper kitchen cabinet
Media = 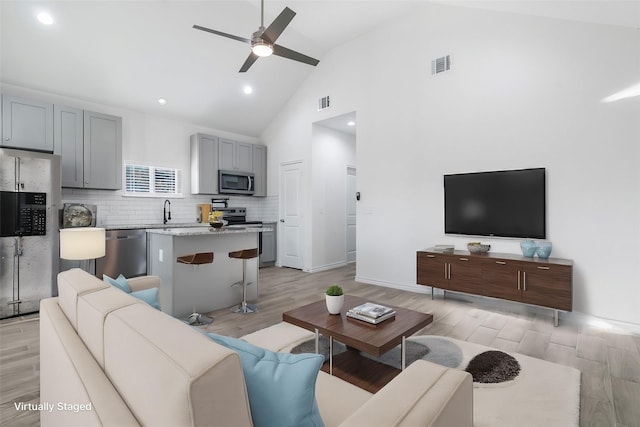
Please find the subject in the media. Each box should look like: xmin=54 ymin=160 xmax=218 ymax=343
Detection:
xmin=54 ymin=105 xmax=84 ymax=187
xmin=54 ymin=107 xmax=122 ymax=190
xmin=219 ymin=138 xmax=253 ymax=172
xmin=84 ymin=111 xmax=122 ymax=189
xmin=1 ymin=95 xmax=54 ymax=152
xmin=191 ymin=133 xmax=219 ymax=194
xmin=253 ymin=145 xmax=267 ymax=197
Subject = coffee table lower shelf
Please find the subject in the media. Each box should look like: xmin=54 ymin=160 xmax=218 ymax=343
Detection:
xmin=321 ymin=350 xmax=401 ymax=393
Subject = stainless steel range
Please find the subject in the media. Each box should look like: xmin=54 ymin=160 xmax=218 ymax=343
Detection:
xmin=218 ymin=207 xmax=262 ymax=227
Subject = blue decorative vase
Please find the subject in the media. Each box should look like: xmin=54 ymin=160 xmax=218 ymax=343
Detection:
xmin=536 ymin=241 xmax=552 ymax=259
xmin=520 ymin=240 xmax=536 ymax=257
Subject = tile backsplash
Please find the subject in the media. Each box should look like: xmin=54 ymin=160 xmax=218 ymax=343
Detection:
xmin=62 ymin=188 xmax=279 ymax=227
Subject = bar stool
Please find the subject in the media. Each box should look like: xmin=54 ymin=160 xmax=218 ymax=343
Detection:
xmin=176 ymin=252 xmax=214 ymax=325
xmin=228 ymin=248 xmax=259 ymax=314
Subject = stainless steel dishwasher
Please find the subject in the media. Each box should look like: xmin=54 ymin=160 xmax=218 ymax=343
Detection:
xmin=95 ymin=229 xmax=147 ymax=278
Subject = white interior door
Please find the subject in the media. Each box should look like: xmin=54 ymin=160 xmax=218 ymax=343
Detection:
xmin=346 ymin=167 xmax=357 ymax=263
xmin=280 ymin=161 xmax=304 ymax=269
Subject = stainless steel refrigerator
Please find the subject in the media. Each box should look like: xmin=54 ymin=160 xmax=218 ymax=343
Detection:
xmin=0 ymin=148 xmax=61 ymax=319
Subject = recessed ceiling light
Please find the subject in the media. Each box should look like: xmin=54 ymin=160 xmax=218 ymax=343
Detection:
xmin=243 ymin=86 xmax=253 ymax=95
xmin=158 ymin=98 xmax=167 ymax=105
xmin=37 ymin=12 xmax=54 ymax=25
xmin=347 ymin=121 xmax=355 ymax=126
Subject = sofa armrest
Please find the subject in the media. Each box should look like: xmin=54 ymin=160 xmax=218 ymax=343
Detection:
xmin=127 ymin=275 xmax=161 ymax=292
xmin=338 ymin=360 xmax=473 ymax=427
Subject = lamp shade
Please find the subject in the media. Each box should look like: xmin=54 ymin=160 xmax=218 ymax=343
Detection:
xmin=60 ymin=228 xmax=106 ymax=260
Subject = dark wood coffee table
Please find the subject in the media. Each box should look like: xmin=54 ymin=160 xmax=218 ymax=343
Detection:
xmin=283 ymin=295 xmax=433 ymax=393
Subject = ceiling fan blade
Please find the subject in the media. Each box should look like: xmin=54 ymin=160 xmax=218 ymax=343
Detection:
xmin=261 ymin=7 xmax=296 ymax=44
xmin=192 ymin=25 xmax=250 ymax=44
xmin=239 ymin=52 xmax=260 ymax=73
xmin=272 ymin=44 xmax=320 ymax=67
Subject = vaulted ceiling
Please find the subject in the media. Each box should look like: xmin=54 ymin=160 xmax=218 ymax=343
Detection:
xmin=2 ymin=1 xmax=638 ymax=137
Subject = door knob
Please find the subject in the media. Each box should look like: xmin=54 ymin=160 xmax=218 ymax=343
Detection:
xmin=280 ymin=219 xmax=284 ymax=222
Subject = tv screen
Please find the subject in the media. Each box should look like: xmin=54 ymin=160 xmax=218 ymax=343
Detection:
xmin=444 ymin=168 xmax=546 ymax=239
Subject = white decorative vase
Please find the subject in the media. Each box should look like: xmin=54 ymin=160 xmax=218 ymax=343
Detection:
xmin=325 ymin=294 xmax=344 ymax=315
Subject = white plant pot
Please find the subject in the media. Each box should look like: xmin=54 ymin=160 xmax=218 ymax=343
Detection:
xmin=325 ymin=294 xmax=344 ymax=315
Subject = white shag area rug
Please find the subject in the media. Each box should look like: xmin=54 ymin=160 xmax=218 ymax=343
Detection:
xmin=409 ymin=336 xmax=581 ymax=427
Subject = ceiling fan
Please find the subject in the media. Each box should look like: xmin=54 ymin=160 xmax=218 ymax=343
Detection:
xmin=193 ymin=0 xmax=320 ymax=73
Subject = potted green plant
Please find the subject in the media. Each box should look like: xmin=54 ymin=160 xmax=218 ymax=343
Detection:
xmin=325 ymin=284 xmax=344 ymax=314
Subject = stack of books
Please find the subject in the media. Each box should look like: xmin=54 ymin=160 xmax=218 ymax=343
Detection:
xmin=346 ymin=302 xmax=396 ymax=324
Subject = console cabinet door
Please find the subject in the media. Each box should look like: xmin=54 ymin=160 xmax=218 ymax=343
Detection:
xmin=416 ymin=252 xmax=449 ymax=290
xmin=2 ymin=95 xmax=53 ymax=152
xmin=448 ymin=256 xmax=482 ymax=294
xmin=482 ymin=259 xmax=522 ymax=302
xmin=522 ymin=264 xmax=573 ymax=311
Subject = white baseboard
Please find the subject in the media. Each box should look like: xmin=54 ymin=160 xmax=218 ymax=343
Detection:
xmin=308 ymin=261 xmax=347 ymax=273
xmin=355 ymin=276 xmax=431 ymax=294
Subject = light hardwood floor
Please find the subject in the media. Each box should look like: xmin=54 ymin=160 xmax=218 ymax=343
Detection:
xmin=1 ymin=264 xmax=639 ymax=426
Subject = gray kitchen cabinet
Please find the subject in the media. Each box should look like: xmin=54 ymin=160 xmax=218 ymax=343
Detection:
xmin=260 ymin=222 xmax=277 ymax=267
xmin=1 ymin=94 xmax=54 ymax=152
xmin=253 ymin=145 xmax=267 ymax=197
xmin=83 ymin=111 xmax=122 ymax=189
xmin=54 ymin=108 xmax=122 ymax=189
xmin=54 ymin=105 xmax=84 ymax=187
xmin=219 ymin=138 xmax=253 ymax=172
xmin=190 ymin=133 xmax=219 ymax=194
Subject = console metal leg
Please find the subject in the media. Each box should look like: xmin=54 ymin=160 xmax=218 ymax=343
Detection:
xmin=315 ymin=329 xmax=319 ymax=354
xmin=554 ymin=310 xmax=559 ymax=327
xmin=431 ymin=286 xmax=434 ymax=300
xmin=401 ymin=336 xmax=406 ymax=370
xmin=329 ymin=336 xmax=333 ymax=375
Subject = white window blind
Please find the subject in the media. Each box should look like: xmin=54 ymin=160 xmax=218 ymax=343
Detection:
xmin=125 ymin=163 xmax=181 ymax=196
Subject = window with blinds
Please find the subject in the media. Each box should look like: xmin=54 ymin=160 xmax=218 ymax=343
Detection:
xmin=125 ymin=163 xmax=181 ymax=196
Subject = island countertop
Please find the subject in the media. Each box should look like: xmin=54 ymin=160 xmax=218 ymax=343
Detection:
xmin=146 ymin=225 xmax=273 ymax=236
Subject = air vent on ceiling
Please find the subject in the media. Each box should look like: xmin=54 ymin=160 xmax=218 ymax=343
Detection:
xmin=318 ymin=95 xmax=330 ymax=111
xmin=431 ymin=55 xmax=451 ymax=76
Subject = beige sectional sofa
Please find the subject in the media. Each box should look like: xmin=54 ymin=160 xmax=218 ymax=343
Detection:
xmin=40 ymin=268 xmax=473 ymax=426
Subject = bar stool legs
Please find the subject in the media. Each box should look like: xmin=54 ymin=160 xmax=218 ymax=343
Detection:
xmin=229 ymin=248 xmax=259 ymax=314
xmin=176 ymin=252 xmax=215 ymax=324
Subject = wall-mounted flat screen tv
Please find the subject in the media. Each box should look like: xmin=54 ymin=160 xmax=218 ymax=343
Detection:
xmin=444 ymin=168 xmax=546 ymax=239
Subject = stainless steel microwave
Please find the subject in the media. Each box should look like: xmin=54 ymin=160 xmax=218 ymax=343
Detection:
xmin=219 ymin=170 xmax=254 ymax=195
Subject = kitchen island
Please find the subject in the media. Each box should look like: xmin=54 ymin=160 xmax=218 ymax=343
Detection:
xmin=147 ymin=226 xmax=271 ymax=319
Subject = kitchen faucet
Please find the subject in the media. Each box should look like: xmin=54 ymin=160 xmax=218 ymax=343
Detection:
xmin=163 ymin=200 xmax=171 ymax=224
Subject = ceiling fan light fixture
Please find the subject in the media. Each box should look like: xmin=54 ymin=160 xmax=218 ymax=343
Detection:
xmin=252 ymin=41 xmax=273 ymax=57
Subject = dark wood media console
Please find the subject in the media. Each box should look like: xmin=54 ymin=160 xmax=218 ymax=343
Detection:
xmin=416 ymin=249 xmax=573 ymax=326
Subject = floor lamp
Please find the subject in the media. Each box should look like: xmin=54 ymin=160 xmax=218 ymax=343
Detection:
xmin=60 ymin=228 xmax=106 ymax=274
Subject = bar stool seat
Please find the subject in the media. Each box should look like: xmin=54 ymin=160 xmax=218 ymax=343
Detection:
xmin=229 ymin=248 xmax=259 ymax=314
xmin=176 ymin=252 xmax=214 ymax=325
xmin=177 ymin=252 xmax=214 ymax=265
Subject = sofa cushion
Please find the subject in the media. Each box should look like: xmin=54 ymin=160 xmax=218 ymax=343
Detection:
xmin=207 ymin=333 xmax=325 ymax=427
xmin=103 ymin=274 xmax=131 ymax=292
xmin=241 ymin=321 xmax=315 ymax=352
xmin=77 ymin=286 xmax=142 ymax=368
xmin=104 ymin=304 xmax=253 ymax=427
xmin=58 ymin=268 xmax=109 ymax=330
xmin=40 ymin=298 xmax=140 ymax=426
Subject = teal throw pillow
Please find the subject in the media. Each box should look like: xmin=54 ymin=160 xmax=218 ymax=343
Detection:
xmin=103 ymin=274 xmax=131 ymax=293
xmin=104 ymin=274 xmax=160 ymax=310
xmin=130 ymin=288 xmax=161 ymax=310
xmin=206 ymin=333 xmax=324 ymax=427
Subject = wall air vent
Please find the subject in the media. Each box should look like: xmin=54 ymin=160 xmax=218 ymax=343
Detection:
xmin=318 ymin=95 xmax=330 ymax=111
xmin=431 ymin=55 xmax=451 ymax=76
